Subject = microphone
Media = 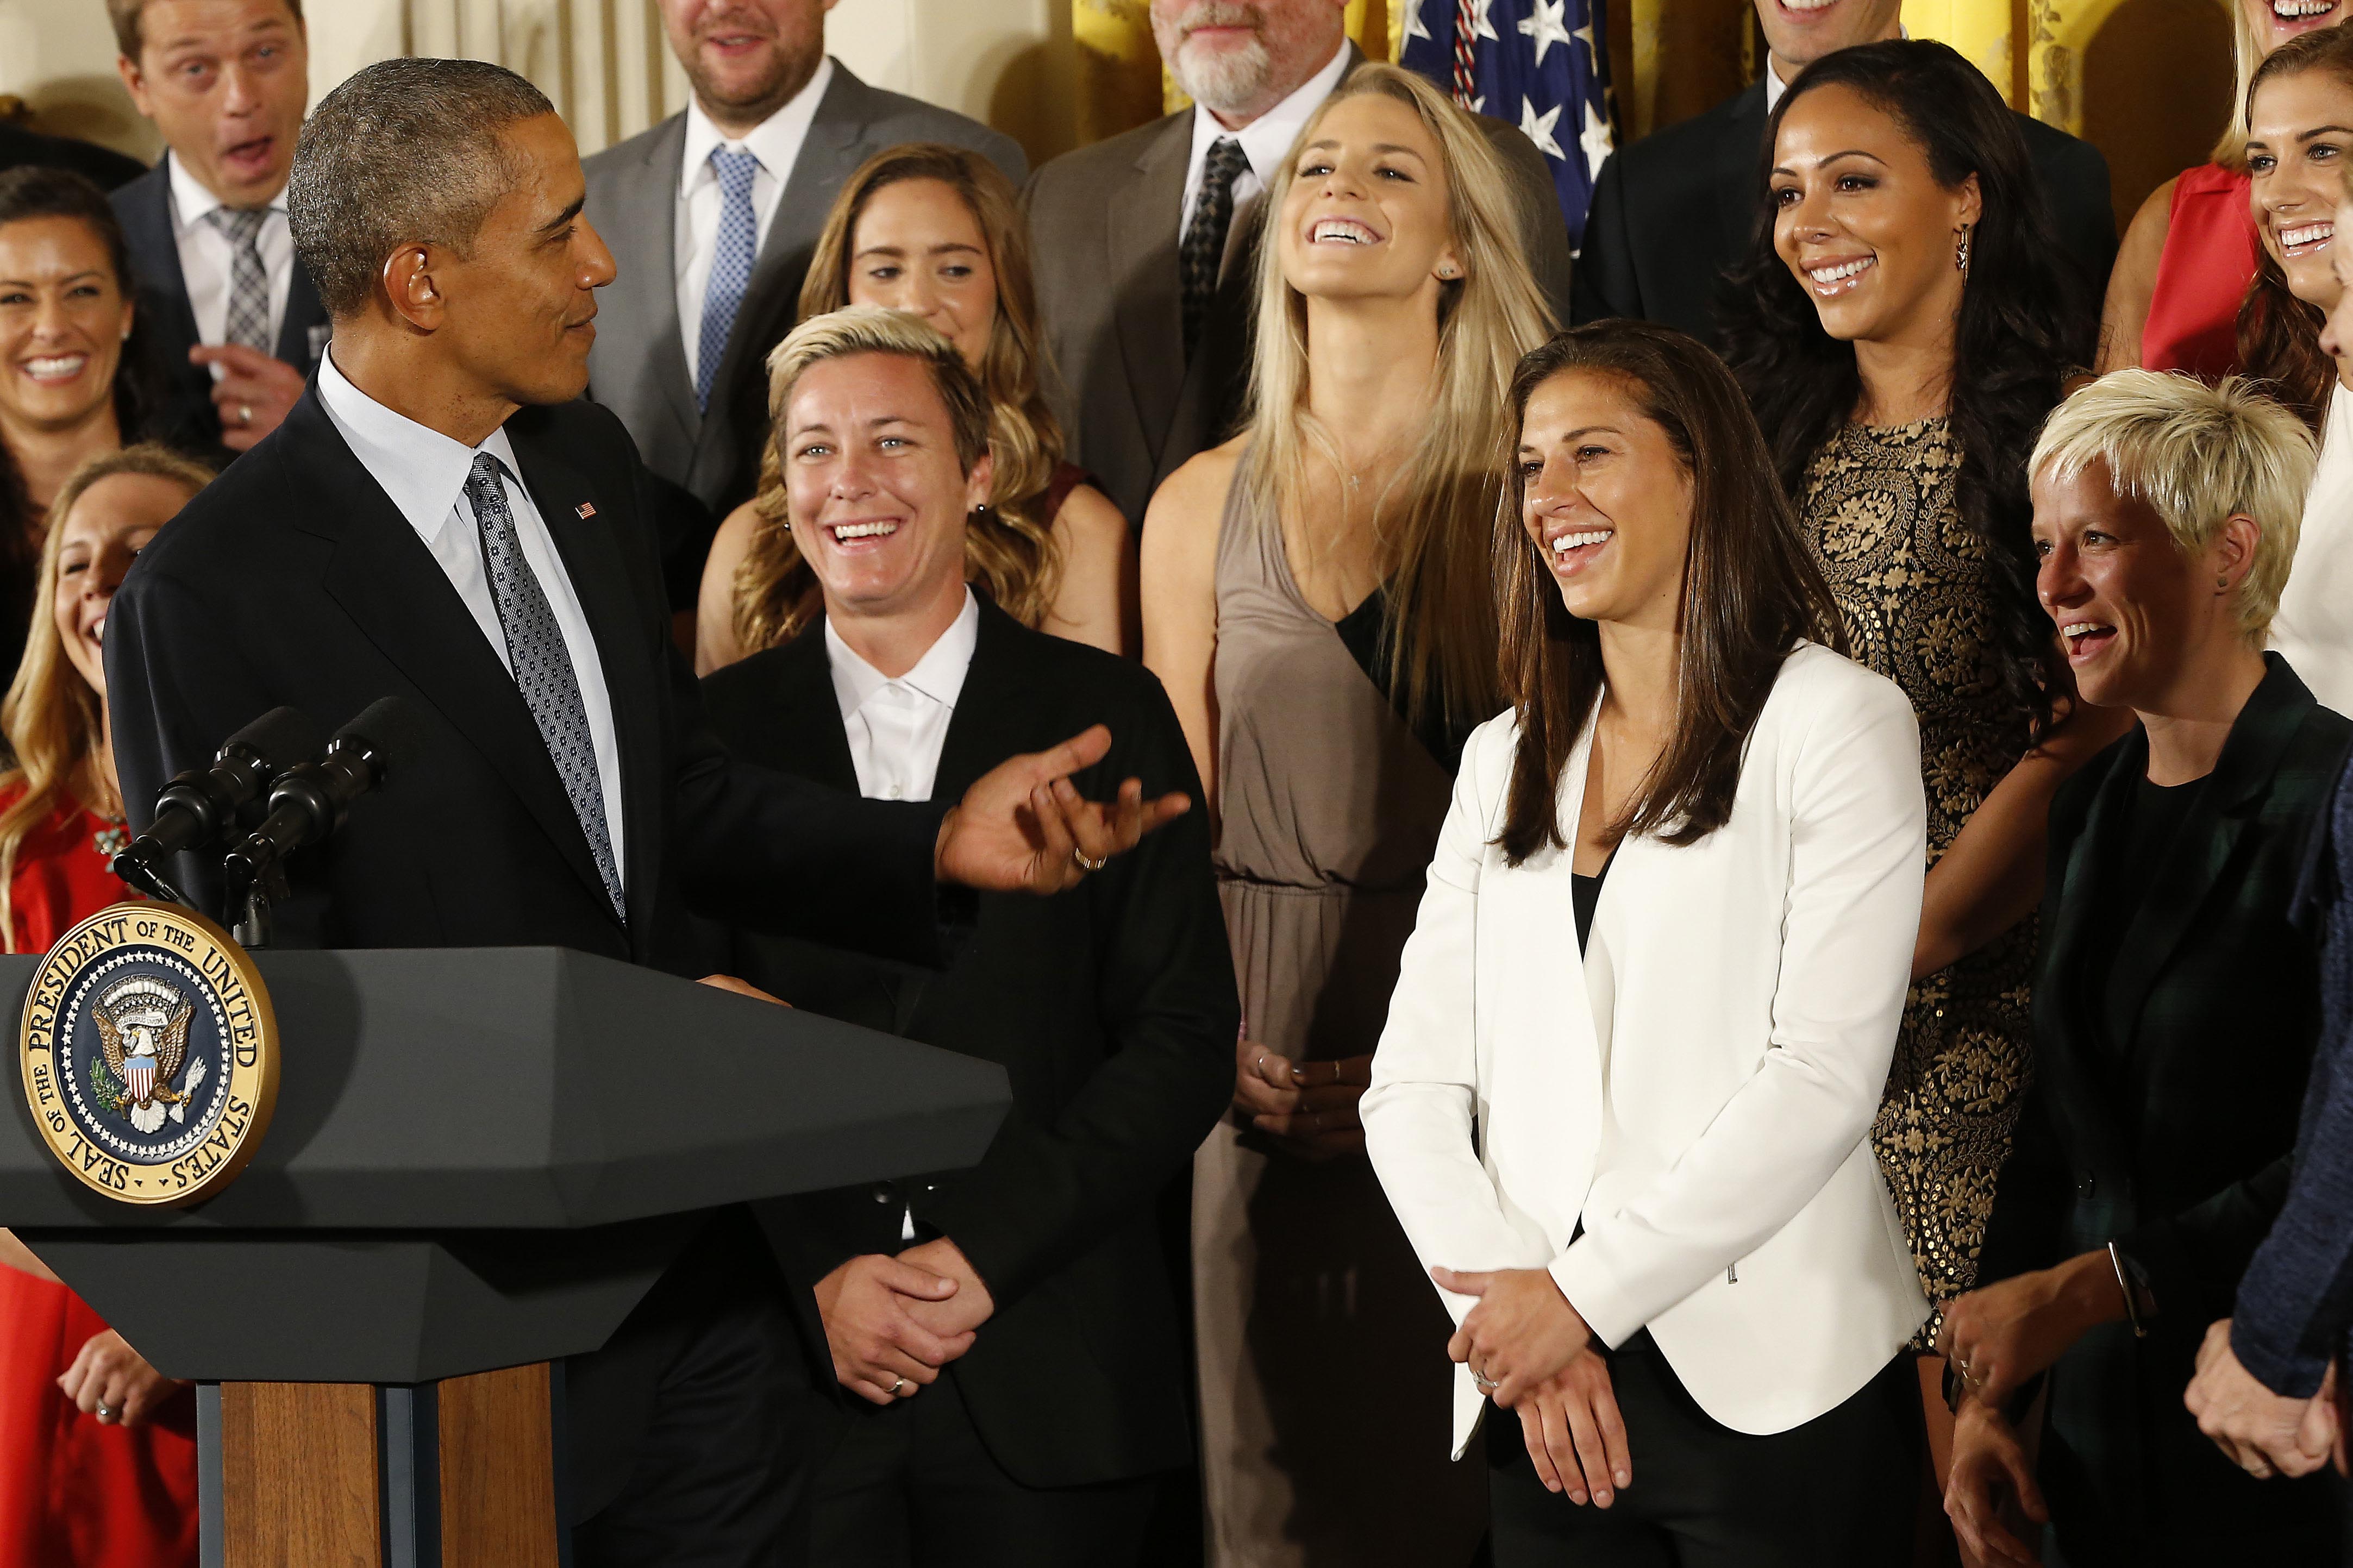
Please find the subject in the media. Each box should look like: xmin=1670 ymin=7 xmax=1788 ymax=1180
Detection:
xmin=220 ymin=697 xmax=416 ymax=891
xmin=112 ymin=706 xmax=326 ymax=906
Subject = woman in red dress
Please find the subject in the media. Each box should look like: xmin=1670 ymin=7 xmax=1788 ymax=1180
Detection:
xmin=0 ymin=443 xmax=215 ymax=1567
xmin=2100 ymin=0 xmax=2346 ymax=375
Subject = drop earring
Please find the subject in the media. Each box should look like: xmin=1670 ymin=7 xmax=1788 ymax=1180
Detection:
xmin=1954 ymin=223 xmax=1972 ymax=276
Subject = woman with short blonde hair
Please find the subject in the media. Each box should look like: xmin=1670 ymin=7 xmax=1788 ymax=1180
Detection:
xmin=697 ymin=143 xmax=1131 ymax=670
xmin=1140 ymin=60 xmax=1552 ymax=1564
xmin=1942 ymin=369 xmax=2340 ymax=1565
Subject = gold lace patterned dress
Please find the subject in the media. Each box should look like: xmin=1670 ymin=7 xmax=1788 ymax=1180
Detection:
xmin=1800 ymin=418 xmax=2036 ymax=1331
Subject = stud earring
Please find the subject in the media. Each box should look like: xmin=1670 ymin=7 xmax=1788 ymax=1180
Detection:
xmin=1954 ymin=223 xmax=1972 ymax=276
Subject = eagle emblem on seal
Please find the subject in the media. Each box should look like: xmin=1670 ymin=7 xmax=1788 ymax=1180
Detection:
xmin=91 ymin=976 xmax=204 ymax=1135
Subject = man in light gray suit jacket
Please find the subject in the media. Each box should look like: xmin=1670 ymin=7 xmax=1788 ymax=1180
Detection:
xmin=584 ymin=0 xmax=1024 ymax=531
xmin=1024 ymin=1 xmax=1574 ymax=528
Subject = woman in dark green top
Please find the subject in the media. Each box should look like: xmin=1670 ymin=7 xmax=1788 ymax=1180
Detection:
xmin=1940 ymin=371 xmax=2345 ymax=1567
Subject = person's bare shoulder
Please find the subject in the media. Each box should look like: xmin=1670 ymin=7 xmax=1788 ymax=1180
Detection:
xmin=1147 ymin=437 xmax=1246 ymax=530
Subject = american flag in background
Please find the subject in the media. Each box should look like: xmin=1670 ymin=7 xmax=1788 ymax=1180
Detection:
xmin=1397 ymin=0 xmax=1618 ymax=251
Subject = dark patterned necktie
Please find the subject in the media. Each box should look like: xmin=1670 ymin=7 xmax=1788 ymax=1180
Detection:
xmin=205 ymin=207 xmax=271 ymax=351
xmin=464 ymin=453 xmax=625 ymax=921
xmin=1181 ymin=137 xmax=1249 ymax=363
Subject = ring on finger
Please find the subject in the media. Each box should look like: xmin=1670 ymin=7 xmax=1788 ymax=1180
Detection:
xmin=95 ymin=1401 xmax=115 ymax=1422
xmin=238 ymin=403 xmax=254 ymax=428
xmin=1071 ymin=845 xmax=1107 ymax=873
xmin=888 ymin=1375 xmax=908 ymax=1397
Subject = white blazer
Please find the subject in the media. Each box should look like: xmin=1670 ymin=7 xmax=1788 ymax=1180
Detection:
xmin=1363 ymin=642 xmax=1930 ymax=1458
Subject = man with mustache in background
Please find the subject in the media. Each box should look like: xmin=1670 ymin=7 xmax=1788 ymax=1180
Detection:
xmin=1024 ymin=0 xmax=1576 ymax=528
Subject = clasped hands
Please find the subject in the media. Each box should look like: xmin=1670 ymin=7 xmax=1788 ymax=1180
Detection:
xmin=815 ymin=1237 xmax=995 ymax=1407
xmin=935 ymin=724 xmax=1190 ymax=895
xmin=1937 ymin=1251 xmax=2127 ymax=1566
xmin=1232 ymin=1033 xmax=1369 ymax=1159
xmin=1435 ymin=1265 xmax=1630 ymax=1509
xmin=2183 ymin=1319 xmax=2343 ymax=1483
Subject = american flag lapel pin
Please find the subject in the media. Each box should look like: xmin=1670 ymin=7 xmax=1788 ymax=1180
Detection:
xmin=575 ymin=501 xmax=597 ymax=519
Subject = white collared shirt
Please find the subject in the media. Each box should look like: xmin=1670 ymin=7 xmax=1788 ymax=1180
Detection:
xmin=314 ymin=348 xmax=627 ymax=886
xmin=674 ymin=57 xmax=836 ymax=390
xmin=823 ymin=589 xmax=980 ymax=804
xmin=1177 ymin=41 xmax=1353 ymax=278
xmin=166 ymin=151 xmax=295 ymax=373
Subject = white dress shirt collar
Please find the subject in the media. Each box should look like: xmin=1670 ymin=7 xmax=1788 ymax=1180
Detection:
xmin=1182 ymin=38 xmax=1352 ymax=229
xmin=165 ymin=148 xmax=289 ymax=233
xmin=825 ymin=588 xmax=981 ymax=723
xmin=316 ymin=346 xmax=522 ymax=550
xmin=679 ymin=56 xmax=836 ymax=199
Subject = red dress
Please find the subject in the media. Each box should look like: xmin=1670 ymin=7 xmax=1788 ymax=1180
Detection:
xmin=2141 ymin=162 xmax=2258 ymax=382
xmin=0 ymin=786 xmax=197 ymax=1568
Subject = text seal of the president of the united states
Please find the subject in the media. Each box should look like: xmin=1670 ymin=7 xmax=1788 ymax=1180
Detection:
xmin=18 ymin=904 xmax=278 ymax=1206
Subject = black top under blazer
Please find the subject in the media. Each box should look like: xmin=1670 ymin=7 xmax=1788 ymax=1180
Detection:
xmin=1978 ymin=655 xmax=2349 ymax=1563
xmin=700 ymin=597 xmax=1238 ymax=1489
xmin=1572 ymin=78 xmax=2117 ymax=341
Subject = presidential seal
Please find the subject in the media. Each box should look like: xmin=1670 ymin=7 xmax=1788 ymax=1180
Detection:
xmin=17 ymin=904 xmax=278 ymax=1206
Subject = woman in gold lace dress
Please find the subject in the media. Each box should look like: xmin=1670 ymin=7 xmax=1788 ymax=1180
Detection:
xmin=1720 ymin=41 xmax=2118 ymax=1485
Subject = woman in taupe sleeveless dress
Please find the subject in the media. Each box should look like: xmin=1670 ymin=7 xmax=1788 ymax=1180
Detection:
xmin=1141 ymin=65 xmax=1551 ymax=1567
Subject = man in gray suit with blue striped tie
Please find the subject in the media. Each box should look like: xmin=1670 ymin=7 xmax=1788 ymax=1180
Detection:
xmin=582 ymin=0 xmax=1026 ymax=530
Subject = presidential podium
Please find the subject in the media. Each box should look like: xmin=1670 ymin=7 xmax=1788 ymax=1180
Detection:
xmin=0 ymin=946 xmax=1010 ymax=1568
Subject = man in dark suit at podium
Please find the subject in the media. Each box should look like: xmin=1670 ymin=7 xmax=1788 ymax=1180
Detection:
xmin=698 ymin=306 xmax=1236 ymax=1565
xmin=1572 ymin=0 xmax=2114 ymax=339
xmin=104 ymin=57 xmax=1186 ymax=1568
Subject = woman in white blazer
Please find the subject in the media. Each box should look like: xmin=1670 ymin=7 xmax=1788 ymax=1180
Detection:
xmin=1363 ymin=321 xmax=1933 ymax=1565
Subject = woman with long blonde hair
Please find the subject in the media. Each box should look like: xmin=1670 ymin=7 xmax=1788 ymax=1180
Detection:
xmin=1140 ymin=61 xmax=1551 ymax=1565
xmin=695 ymin=142 xmax=1131 ymax=671
xmin=0 ymin=442 xmax=211 ymax=1567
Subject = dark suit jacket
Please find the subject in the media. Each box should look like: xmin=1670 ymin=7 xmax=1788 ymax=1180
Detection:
xmin=103 ymin=383 xmax=962 ymax=1517
xmin=1977 ymin=656 xmax=2349 ymax=1560
xmin=109 ymin=162 xmax=329 ymax=454
xmin=583 ymin=63 xmax=1027 ymax=520
xmin=700 ymin=598 xmax=1237 ymax=1489
xmin=1572 ymin=79 xmax=2116 ymax=340
xmin=1023 ymin=43 xmax=1577 ymax=528
xmin=0 ymin=124 xmax=145 ymax=190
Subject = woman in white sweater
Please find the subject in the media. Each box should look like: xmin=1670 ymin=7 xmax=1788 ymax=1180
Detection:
xmin=1362 ymin=321 xmax=1931 ymax=1564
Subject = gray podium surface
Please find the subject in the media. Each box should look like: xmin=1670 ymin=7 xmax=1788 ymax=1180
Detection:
xmin=0 ymin=946 xmax=1010 ymax=1381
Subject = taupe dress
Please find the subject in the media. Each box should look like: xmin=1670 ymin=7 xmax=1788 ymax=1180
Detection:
xmin=1193 ymin=469 xmax=1484 ymax=1566
xmin=1800 ymin=419 xmax=2037 ymax=1329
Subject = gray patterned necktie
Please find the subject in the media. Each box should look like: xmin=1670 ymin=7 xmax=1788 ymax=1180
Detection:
xmin=696 ymin=146 xmax=762 ymax=412
xmin=204 ymin=207 xmax=271 ymax=352
xmin=464 ymin=453 xmax=625 ymax=921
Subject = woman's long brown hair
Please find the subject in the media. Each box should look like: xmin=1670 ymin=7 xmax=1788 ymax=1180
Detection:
xmin=733 ymin=142 xmax=1072 ymax=653
xmin=2236 ymin=23 xmax=2353 ymax=431
xmin=1495 ymin=323 xmax=1845 ymax=865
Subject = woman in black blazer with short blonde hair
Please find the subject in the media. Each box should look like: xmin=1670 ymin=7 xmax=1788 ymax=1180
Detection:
xmin=1941 ymin=369 xmax=2345 ymax=1567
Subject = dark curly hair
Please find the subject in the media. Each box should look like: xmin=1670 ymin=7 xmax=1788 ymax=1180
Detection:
xmin=1717 ymin=40 xmax=2095 ymax=737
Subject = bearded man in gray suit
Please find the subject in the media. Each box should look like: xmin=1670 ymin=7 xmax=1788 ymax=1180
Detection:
xmin=583 ymin=0 xmax=1024 ymax=526
xmin=1024 ymin=0 xmax=1574 ymax=527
